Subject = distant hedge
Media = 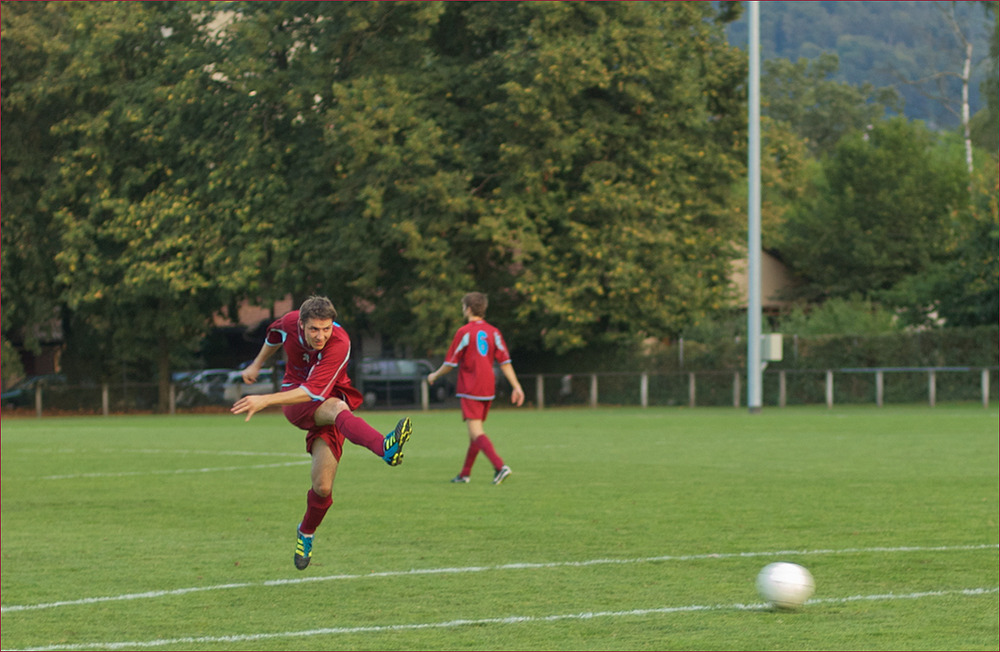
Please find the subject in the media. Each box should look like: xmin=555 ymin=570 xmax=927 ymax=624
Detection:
xmin=773 ymin=326 xmax=1000 ymax=371
xmin=519 ymin=325 xmax=999 ymax=374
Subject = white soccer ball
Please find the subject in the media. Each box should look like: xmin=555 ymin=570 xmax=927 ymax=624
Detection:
xmin=756 ymin=562 xmax=815 ymax=609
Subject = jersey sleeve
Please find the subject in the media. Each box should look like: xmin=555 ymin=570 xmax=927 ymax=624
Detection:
xmin=443 ymin=328 xmax=469 ymax=367
xmin=492 ymin=328 xmax=511 ymax=365
xmin=265 ymin=313 xmax=294 ymax=347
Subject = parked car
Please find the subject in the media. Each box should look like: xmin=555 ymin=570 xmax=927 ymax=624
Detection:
xmin=357 ymin=358 xmax=453 ymax=407
xmin=176 ymin=368 xmax=233 ymax=406
xmin=222 ymin=367 xmax=281 ymax=402
xmin=1 ymin=374 xmax=68 ymax=408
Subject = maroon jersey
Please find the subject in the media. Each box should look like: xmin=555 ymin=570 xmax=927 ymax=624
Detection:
xmin=265 ymin=311 xmax=355 ymax=402
xmin=443 ymin=319 xmax=512 ymax=401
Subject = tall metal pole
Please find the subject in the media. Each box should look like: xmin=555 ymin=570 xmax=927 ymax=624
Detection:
xmin=747 ymin=2 xmax=762 ymax=414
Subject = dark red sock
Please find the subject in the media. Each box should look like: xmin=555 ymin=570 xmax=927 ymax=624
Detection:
xmin=475 ymin=434 xmax=503 ymax=470
xmin=299 ymin=489 xmax=332 ymax=535
xmin=335 ymin=410 xmax=384 ymax=456
xmin=460 ymin=439 xmax=480 ymax=477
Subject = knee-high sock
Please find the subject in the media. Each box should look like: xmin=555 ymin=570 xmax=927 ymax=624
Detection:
xmin=460 ymin=439 xmax=481 ymax=477
xmin=335 ymin=410 xmax=384 ymax=456
xmin=475 ymin=434 xmax=503 ymax=470
xmin=299 ymin=489 xmax=332 ymax=535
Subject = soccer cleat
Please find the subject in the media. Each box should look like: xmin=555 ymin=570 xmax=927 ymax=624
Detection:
xmin=492 ymin=465 xmax=512 ymax=485
xmin=294 ymin=527 xmax=314 ymax=570
xmin=383 ymin=417 xmax=412 ymax=466
xmin=450 ymin=475 xmax=470 ymax=483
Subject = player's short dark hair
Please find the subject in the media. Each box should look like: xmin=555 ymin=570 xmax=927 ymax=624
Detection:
xmin=299 ymin=295 xmax=338 ymax=323
xmin=463 ymin=292 xmax=488 ymax=318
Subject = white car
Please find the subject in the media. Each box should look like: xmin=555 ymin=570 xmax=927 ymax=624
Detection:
xmin=222 ymin=368 xmax=280 ymax=402
xmin=176 ymin=368 xmax=234 ymax=406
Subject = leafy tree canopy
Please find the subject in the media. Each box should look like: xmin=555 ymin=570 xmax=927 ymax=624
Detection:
xmin=778 ymin=117 xmax=969 ymax=302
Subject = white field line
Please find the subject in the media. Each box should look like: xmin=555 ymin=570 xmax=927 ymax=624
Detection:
xmin=2 ymin=543 xmax=995 ymax=614
xmin=40 ymin=460 xmax=309 ymax=480
xmin=4 ymin=587 xmax=997 ymax=652
xmin=15 ymin=448 xmax=305 ymax=459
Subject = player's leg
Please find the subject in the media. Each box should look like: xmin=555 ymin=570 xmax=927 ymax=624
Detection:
xmin=295 ymin=439 xmax=339 ymax=570
xmin=314 ymin=397 xmax=411 ymax=466
xmin=453 ymin=417 xmax=483 ymax=482
xmin=466 ymin=401 xmax=511 ymax=485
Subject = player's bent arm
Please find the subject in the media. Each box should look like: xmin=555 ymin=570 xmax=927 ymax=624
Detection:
xmin=243 ymin=342 xmax=281 ymax=384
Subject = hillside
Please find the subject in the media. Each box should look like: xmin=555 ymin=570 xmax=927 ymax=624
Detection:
xmin=725 ymin=1 xmax=996 ymax=130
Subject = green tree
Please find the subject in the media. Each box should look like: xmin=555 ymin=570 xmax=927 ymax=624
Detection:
xmin=0 ymin=2 xmax=72 ymax=383
xmin=970 ymin=0 xmax=999 ymax=153
xmin=3 ymin=1 xmax=754 ymax=389
xmin=415 ymin=1 xmax=748 ymax=353
xmin=205 ymin=2 xmax=464 ymax=353
xmin=882 ymin=149 xmax=999 ymax=327
xmin=217 ymin=2 xmax=750 ymax=355
xmin=775 ymin=296 xmax=901 ymax=336
xmin=761 ymin=52 xmax=900 ymax=156
xmin=779 ymin=117 xmax=968 ymax=302
xmin=9 ymin=2 xmax=252 ymax=409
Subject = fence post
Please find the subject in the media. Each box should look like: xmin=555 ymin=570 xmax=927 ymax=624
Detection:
xmin=982 ymin=368 xmax=990 ymax=408
xmin=825 ymin=370 xmax=834 ymax=409
xmin=102 ymin=383 xmax=110 ymax=416
xmin=779 ymin=370 xmax=787 ymax=408
xmin=688 ymin=372 xmax=696 ymax=408
xmin=589 ymin=374 xmax=598 ymax=408
xmin=536 ymin=374 xmax=545 ymax=410
xmin=928 ymin=369 xmax=936 ymax=407
xmin=876 ymin=370 xmax=884 ymax=408
xmin=35 ymin=383 xmax=43 ymax=418
xmin=733 ymin=372 xmax=741 ymax=408
xmin=420 ymin=379 xmax=429 ymax=412
xmin=640 ymin=373 xmax=649 ymax=408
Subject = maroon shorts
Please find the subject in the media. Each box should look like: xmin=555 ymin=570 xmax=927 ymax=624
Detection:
xmin=460 ymin=397 xmax=491 ymax=421
xmin=283 ymin=386 xmax=364 ymax=460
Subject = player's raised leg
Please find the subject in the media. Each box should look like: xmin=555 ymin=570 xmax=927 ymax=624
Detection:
xmin=317 ymin=398 xmax=413 ymax=465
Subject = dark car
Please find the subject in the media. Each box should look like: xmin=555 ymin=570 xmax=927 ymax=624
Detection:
xmin=1 ymin=374 xmax=68 ymax=408
xmin=357 ymin=358 xmax=454 ymax=407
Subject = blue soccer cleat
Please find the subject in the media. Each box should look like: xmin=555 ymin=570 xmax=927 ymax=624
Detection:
xmin=294 ymin=527 xmax=314 ymax=570
xmin=383 ymin=417 xmax=412 ymax=466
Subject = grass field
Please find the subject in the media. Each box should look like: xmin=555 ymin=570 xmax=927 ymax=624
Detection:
xmin=2 ymin=404 xmax=997 ymax=651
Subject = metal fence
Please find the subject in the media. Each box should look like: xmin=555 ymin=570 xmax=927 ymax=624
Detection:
xmin=508 ymin=366 xmax=998 ymax=410
xmin=3 ymin=366 xmax=996 ymax=417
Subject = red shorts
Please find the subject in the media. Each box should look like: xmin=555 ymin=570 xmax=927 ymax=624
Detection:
xmin=460 ymin=397 xmax=491 ymax=421
xmin=282 ymin=386 xmax=364 ymax=460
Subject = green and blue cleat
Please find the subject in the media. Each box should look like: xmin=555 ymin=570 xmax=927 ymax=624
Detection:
xmin=383 ymin=417 xmax=412 ymax=466
xmin=294 ymin=527 xmax=313 ymax=570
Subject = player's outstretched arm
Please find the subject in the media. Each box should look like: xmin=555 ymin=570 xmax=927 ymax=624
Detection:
xmin=231 ymin=386 xmax=310 ymax=422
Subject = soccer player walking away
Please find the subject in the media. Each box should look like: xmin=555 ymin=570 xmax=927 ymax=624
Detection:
xmin=427 ymin=292 xmax=524 ymax=485
xmin=231 ymin=296 xmax=412 ymax=570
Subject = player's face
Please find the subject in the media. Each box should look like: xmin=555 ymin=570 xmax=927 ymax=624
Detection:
xmin=301 ymin=318 xmax=334 ymax=350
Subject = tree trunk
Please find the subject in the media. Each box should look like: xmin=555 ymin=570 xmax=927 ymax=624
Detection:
xmin=961 ymin=40 xmax=973 ymax=177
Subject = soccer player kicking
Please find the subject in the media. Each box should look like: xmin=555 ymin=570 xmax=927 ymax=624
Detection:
xmin=427 ymin=292 xmax=524 ymax=485
xmin=231 ymin=296 xmax=411 ymax=570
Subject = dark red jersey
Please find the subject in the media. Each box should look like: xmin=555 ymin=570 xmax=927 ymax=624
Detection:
xmin=443 ymin=319 xmax=512 ymax=401
xmin=265 ymin=311 xmax=355 ymax=402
